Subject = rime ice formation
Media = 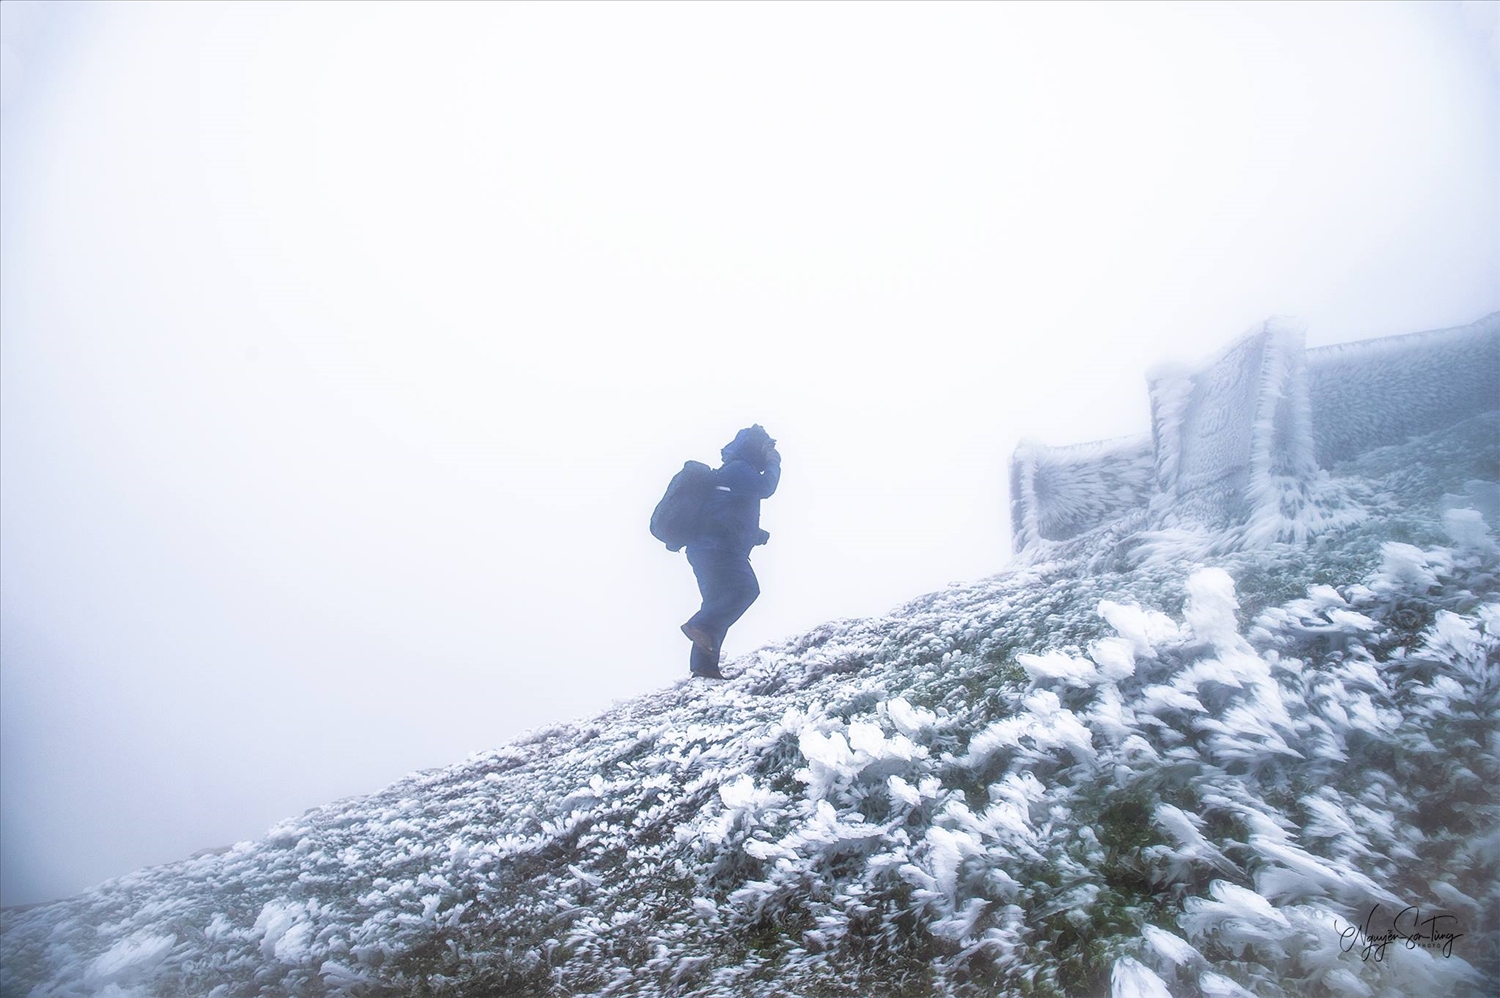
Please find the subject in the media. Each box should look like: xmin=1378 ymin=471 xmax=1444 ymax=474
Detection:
xmin=1011 ymin=312 xmax=1500 ymax=559
xmin=1009 ymin=434 xmax=1156 ymax=550
xmin=1306 ymin=318 xmax=1500 ymax=467
xmin=2 ymin=318 xmax=1497 ymax=998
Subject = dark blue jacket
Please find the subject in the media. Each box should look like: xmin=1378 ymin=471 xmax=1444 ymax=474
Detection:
xmin=695 ymin=428 xmax=781 ymax=555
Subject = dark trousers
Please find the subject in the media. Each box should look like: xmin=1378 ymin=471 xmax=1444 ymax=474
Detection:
xmin=685 ymin=545 xmax=760 ymax=672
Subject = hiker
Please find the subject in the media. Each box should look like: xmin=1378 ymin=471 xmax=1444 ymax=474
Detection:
xmin=680 ymin=425 xmax=781 ymax=679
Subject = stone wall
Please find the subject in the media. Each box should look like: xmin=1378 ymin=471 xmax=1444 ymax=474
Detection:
xmin=1009 ymin=312 xmax=1499 ymax=555
xmin=1009 ymin=435 xmax=1155 ymax=550
xmin=1306 ymin=312 xmax=1500 ymax=468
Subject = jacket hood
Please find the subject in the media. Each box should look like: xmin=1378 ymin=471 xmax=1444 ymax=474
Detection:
xmin=721 ymin=425 xmax=775 ymax=466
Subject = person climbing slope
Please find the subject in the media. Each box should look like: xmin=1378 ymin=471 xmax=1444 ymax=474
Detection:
xmin=679 ymin=425 xmax=781 ymax=679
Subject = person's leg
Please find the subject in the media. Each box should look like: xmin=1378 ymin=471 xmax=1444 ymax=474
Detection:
xmin=711 ymin=554 xmax=760 ymax=637
xmin=689 ymin=640 xmax=720 ymax=676
xmin=685 ymin=547 xmax=760 ymax=670
xmin=684 ymin=546 xmax=725 ymax=674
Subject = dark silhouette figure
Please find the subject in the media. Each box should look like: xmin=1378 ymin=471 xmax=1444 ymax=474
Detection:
xmin=681 ymin=426 xmax=781 ymax=679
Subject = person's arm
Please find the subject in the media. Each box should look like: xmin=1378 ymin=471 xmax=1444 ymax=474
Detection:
xmin=718 ymin=455 xmax=780 ymax=498
xmin=757 ymin=448 xmax=781 ymax=498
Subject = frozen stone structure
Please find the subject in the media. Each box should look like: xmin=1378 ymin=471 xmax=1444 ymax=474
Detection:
xmin=1306 ymin=320 xmax=1500 ymax=467
xmin=1011 ymin=311 xmax=1500 ymax=557
xmin=1008 ymin=435 xmax=1155 ymax=551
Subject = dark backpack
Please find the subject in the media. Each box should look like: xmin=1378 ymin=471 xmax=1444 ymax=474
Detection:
xmin=650 ymin=461 xmax=716 ymax=551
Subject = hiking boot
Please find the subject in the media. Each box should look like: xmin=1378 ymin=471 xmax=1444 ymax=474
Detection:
xmin=681 ymin=622 xmax=718 ymax=656
xmin=691 ymin=663 xmax=726 ymax=680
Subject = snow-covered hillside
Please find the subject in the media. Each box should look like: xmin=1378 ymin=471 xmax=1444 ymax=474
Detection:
xmin=3 ymin=341 xmax=1498 ymax=998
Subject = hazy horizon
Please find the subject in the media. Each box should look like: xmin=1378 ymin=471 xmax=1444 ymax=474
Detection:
xmin=2 ymin=0 xmax=1497 ymax=907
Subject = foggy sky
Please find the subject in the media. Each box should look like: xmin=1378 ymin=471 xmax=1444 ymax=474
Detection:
xmin=2 ymin=0 xmax=1497 ymax=907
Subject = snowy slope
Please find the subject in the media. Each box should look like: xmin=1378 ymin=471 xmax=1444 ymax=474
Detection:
xmin=3 ymin=427 xmax=1498 ymax=995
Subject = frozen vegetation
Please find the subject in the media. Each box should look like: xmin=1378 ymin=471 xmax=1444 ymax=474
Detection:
xmin=2 ymin=323 xmax=1498 ymax=997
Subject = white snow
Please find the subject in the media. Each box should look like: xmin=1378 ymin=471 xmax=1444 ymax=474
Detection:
xmin=1142 ymin=922 xmax=1200 ymax=966
xmin=84 ymin=933 xmax=176 ymax=986
xmin=1183 ymin=567 xmax=1241 ymax=650
xmin=1111 ymin=955 xmax=1174 ymax=998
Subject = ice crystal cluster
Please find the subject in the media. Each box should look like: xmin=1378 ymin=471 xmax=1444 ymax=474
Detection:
xmin=2 ymin=319 xmax=1497 ymax=998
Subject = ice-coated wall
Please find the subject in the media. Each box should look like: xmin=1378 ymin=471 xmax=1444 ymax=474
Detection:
xmin=1009 ymin=435 xmax=1155 ymax=550
xmin=1146 ymin=319 xmax=1316 ymax=531
xmin=1008 ymin=312 xmax=1499 ymax=556
xmin=1306 ymin=312 xmax=1500 ymax=467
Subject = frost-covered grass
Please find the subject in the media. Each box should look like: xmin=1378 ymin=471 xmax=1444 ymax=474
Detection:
xmin=2 ymin=414 xmax=1497 ymax=998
